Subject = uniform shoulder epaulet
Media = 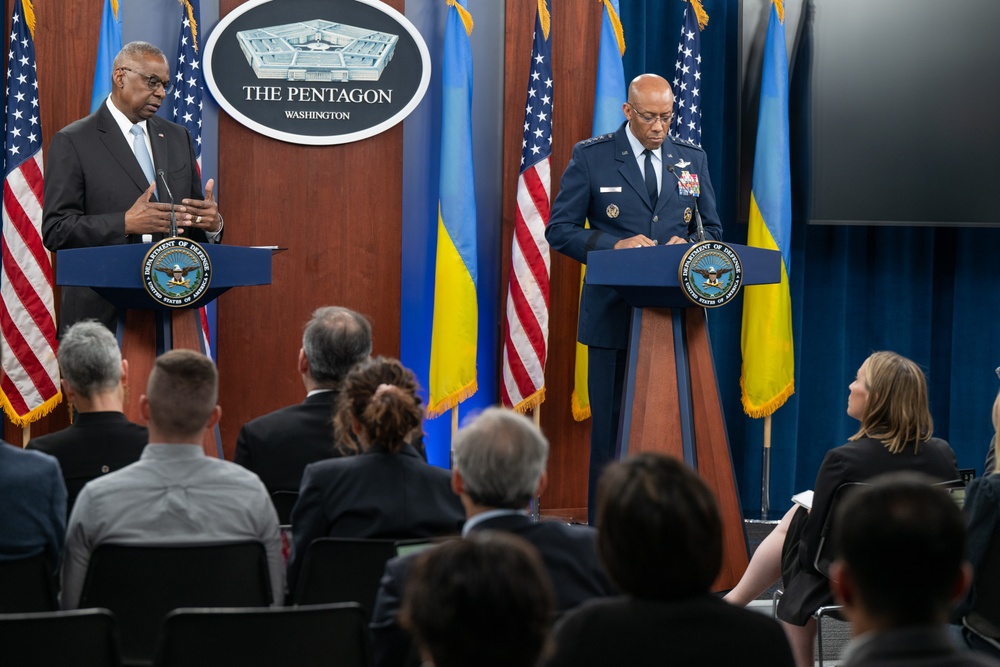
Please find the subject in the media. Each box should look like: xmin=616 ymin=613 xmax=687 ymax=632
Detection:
xmin=580 ymin=132 xmax=614 ymax=147
xmin=669 ymin=135 xmax=705 ymax=153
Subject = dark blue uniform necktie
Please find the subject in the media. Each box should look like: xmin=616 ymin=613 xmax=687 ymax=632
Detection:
xmin=643 ymin=148 xmax=657 ymax=207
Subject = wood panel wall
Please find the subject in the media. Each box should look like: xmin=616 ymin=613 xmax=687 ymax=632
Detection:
xmin=502 ymin=1 xmax=600 ymax=520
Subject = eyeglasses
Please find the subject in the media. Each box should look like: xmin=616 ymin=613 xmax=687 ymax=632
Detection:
xmin=628 ymin=103 xmax=672 ymax=126
xmin=119 ymin=67 xmax=174 ymax=94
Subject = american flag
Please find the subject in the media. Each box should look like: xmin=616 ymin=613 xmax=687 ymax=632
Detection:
xmin=501 ymin=1 xmax=552 ymax=413
xmin=1 ymin=0 xmax=61 ymax=426
xmin=171 ymin=0 xmax=214 ymax=357
xmin=670 ymin=3 xmax=703 ymax=147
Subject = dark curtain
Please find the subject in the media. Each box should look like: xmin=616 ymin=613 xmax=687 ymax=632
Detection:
xmin=620 ymin=0 xmax=999 ymax=517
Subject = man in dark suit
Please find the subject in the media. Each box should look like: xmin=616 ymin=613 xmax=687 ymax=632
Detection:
xmin=831 ymin=473 xmax=1000 ymax=667
xmin=545 ymin=73 xmax=723 ymax=523
xmin=27 ymin=321 xmax=147 ymax=516
xmin=235 ymin=306 xmax=372 ymax=496
xmin=370 ymin=408 xmax=614 ymax=667
xmin=42 ymin=41 xmax=223 ymax=333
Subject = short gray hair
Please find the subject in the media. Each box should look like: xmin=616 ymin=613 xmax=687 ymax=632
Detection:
xmin=452 ymin=408 xmax=548 ymax=509
xmin=113 ymin=41 xmax=166 ymax=70
xmin=58 ymin=321 xmax=122 ymax=399
xmin=302 ymin=306 xmax=372 ymax=387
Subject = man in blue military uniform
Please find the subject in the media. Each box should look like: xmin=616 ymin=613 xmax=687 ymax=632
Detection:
xmin=546 ymin=73 xmax=723 ymax=523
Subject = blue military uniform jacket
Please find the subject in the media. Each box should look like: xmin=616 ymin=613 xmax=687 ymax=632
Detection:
xmin=546 ymin=122 xmax=722 ymax=349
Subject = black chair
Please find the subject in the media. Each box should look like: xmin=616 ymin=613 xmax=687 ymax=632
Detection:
xmin=79 ymin=542 xmax=272 ymax=666
xmin=152 ymin=603 xmax=370 ymax=667
xmin=812 ymin=482 xmax=870 ymax=578
xmin=293 ymin=538 xmax=432 ymax=618
xmin=0 ymin=608 xmax=122 ymax=666
xmin=0 ymin=553 xmax=57 ymax=613
xmin=270 ymin=491 xmax=299 ymax=526
xmin=963 ymin=525 xmax=1000 ymax=653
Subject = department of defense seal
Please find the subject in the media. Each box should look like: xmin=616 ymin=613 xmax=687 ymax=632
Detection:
xmin=606 ymin=203 xmax=620 ymax=219
xmin=142 ymin=238 xmax=213 ymax=308
xmin=678 ymin=241 xmax=743 ymax=308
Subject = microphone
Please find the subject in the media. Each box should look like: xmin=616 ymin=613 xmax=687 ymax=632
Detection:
xmin=665 ymin=164 xmax=705 ymax=243
xmin=156 ymin=169 xmax=177 ymax=238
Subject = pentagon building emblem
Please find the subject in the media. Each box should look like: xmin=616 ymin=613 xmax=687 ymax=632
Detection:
xmin=678 ymin=242 xmax=743 ymax=308
xmin=143 ymin=239 xmax=213 ymax=308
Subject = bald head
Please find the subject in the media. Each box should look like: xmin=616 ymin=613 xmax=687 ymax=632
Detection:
xmin=623 ymin=74 xmax=674 ymax=151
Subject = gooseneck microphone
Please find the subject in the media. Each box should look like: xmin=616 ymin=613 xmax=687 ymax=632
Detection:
xmin=156 ymin=169 xmax=178 ymax=238
xmin=665 ymin=164 xmax=706 ymax=243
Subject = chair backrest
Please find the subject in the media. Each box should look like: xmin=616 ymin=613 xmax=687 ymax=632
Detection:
xmin=966 ymin=524 xmax=1000 ymax=640
xmin=152 ymin=603 xmax=370 ymax=667
xmin=0 ymin=553 xmax=57 ymax=613
xmin=79 ymin=542 xmax=272 ymax=665
xmin=270 ymin=491 xmax=299 ymax=526
xmin=813 ymin=482 xmax=870 ymax=578
xmin=0 ymin=608 xmax=122 ymax=666
xmin=294 ymin=538 xmax=425 ymax=617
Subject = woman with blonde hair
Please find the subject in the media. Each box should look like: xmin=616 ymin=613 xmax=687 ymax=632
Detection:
xmin=725 ymin=351 xmax=960 ymax=667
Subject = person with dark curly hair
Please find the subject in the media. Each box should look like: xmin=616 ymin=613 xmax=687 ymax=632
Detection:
xmin=286 ymin=357 xmax=464 ymax=593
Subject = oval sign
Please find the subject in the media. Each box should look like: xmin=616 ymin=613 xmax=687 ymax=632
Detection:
xmin=204 ymin=0 xmax=431 ymax=145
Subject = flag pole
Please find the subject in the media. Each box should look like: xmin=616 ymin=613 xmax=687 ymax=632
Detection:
xmin=530 ymin=406 xmax=541 ymax=522
xmin=761 ymin=414 xmax=772 ymax=519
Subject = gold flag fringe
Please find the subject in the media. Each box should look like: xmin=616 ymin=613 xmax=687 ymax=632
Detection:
xmin=179 ymin=0 xmax=200 ymax=52
xmin=426 ymin=378 xmax=478 ymax=419
xmin=774 ymin=0 xmax=785 ymax=24
xmin=571 ymin=390 xmax=591 ymax=422
xmin=601 ymin=0 xmax=626 ymax=57
xmin=740 ymin=373 xmax=794 ymax=419
xmin=512 ymin=387 xmax=545 ymax=415
xmin=446 ymin=0 xmax=474 ymax=36
xmin=689 ymin=0 xmax=709 ymax=31
xmin=537 ymin=0 xmax=551 ymax=41
xmin=21 ymin=0 xmax=36 ymax=38
xmin=1 ymin=390 xmax=63 ymax=429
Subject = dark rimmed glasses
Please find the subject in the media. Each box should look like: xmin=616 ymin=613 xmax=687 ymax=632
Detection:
xmin=119 ymin=66 xmax=174 ymax=94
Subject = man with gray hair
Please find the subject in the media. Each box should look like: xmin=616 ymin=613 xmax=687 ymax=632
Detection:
xmin=61 ymin=350 xmax=283 ymax=608
xmin=28 ymin=321 xmax=147 ymax=515
xmin=369 ymin=407 xmax=614 ymax=667
xmin=235 ymin=306 xmax=372 ymax=495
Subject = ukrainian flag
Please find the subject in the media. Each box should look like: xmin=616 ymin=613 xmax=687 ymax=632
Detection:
xmin=572 ymin=0 xmax=627 ymax=421
xmin=741 ymin=0 xmax=794 ymax=418
xmin=428 ymin=0 xmax=478 ymax=418
xmin=90 ymin=0 xmax=122 ymax=113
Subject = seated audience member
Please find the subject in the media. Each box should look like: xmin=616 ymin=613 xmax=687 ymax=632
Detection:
xmin=287 ymin=357 xmax=464 ymax=592
xmin=831 ymin=472 xmax=1000 ymax=667
xmin=724 ymin=351 xmax=961 ymax=666
xmin=28 ymin=321 xmax=147 ymax=515
xmin=401 ymin=532 xmax=554 ymax=667
xmin=545 ymin=453 xmax=795 ymax=667
xmin=951 ymin=387 xmax=1000 ymax=659
xmin=235 ymin=306 xmax=372 ymax=494
xmin=0 ymin=443 xmax=66 ymax=566
xmin=61 ymin=350 xmax=283 ymax=608
xmin=370 ymin=407 xmax=614 ymax=667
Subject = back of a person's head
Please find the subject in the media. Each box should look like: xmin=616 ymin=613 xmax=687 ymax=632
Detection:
xmin=452 ymin=407 xmax=549 ymax=509
xmin=302 ymin=306 xmax=372 ymax=387
xmin=146 ymin=350 xmax=218 ymax=440
xmin=401 ymin=531 xmax=554 ymax=667
xmin=596 ymin=453 xmax=721 ymax=600
xmin=852 ymin=351 xmax=933 ymax=453
xmin=58 ymin=321 xmax=122 ymax=398
xmin=833 ymin=471 xmax=965 ymax=626
xmin=334 ymin=356 xmax=421 ymax=453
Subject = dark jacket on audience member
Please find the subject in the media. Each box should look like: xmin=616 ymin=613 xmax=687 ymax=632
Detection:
xmin=545 ymin=594 xmax=795 ymax=667
xmin=842 ymin=626 xmax=1000 ymax=667
xmin=27 ymin=412 xmax=147 ymax=516
xmin=287 ymin=443 xmax=464 ymax=592
xmin=234 ymin=390 xmax=339 ymax=495
xmin=370 ymin=512 xmax=616 ymax=667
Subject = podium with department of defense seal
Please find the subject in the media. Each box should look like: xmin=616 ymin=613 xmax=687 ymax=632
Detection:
xmin=55 ymin=241 xmax=274 ymax=458
xmin=586 ymin=240 xmax=780 ymax=591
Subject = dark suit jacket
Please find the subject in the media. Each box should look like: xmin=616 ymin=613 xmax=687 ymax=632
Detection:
xmin=369 ymin=513 xmax=616 ymax=667
xmin=287 ymin=444 xmax=464 ymax=592
xmin=778 ymin=436 xmax=959 ymax=624
xmin=42 ymin=102 xmax=214 ymax=332
xmin=545 ymin=122 xmax=722 ymax=349
xmin=26 ymin=412 xmax=147 ymax=517
xmin=545 ymin=594 xmax=795 ymax=667
xmin=843 ymin=626 xmax=1000 ymax=667
xmin=234 ymin=391 xmax=339 ymax=494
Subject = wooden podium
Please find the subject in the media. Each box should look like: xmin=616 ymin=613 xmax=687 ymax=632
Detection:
xmin=55 ymin=243 xmax=273 ymax=457
xmin=586 ymin=242 xmax=780 ymax=590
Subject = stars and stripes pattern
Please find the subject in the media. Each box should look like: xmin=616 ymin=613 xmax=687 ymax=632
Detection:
xmin=670 ymin=4 xmax=703 ymax=147
xmin=501 ymin=1 xmax=552 ymax=413
xmin=1 ymin=0 xmax=61 ymax=425
xmin=171 ymin=0 xmax=214 ymax=358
